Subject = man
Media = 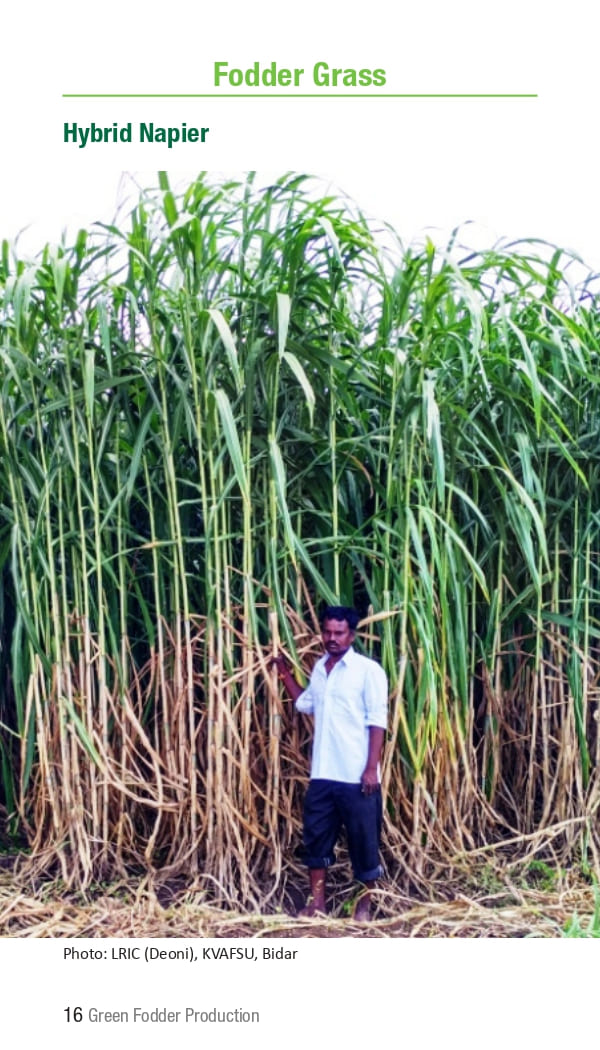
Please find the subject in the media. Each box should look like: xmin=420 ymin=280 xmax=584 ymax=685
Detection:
xmin=273 ymin=606 xmax=388 ymax=920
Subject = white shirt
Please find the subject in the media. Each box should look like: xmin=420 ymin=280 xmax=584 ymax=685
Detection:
xmin=296 ymin=646 xmax=388 ymax=783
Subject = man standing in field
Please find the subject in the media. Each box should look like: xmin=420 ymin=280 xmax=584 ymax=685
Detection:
xmin=273 ymin=606 xmax=388 ymax=920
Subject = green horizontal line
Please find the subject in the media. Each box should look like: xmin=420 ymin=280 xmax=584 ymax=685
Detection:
xmin=63 ymin=92 xmax=538 ymax=99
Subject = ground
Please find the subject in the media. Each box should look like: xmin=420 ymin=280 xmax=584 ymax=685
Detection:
xmin=0 ymin=855 xmax=598 ymax=937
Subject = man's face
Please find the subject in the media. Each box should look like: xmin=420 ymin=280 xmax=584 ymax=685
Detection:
xmin=322 ymin=618 xmax=355 ymax=657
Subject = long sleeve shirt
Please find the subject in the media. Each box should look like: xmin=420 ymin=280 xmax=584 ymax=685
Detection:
xmin=296 ymin=646 xmax=388 ymax=783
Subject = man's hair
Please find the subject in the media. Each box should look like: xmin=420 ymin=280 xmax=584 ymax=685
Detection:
xmin=320 ymin=605 xmax=360 ymax=631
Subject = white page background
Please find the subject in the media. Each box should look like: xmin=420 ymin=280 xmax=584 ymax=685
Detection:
xmin=2 ymin=0 xmax=598 ymax=1043
xmin=3 ymin=0 xmax=598 ymax=268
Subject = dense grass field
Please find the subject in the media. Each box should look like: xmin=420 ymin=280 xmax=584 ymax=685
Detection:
xmin=1 ymin=172 xmax=599 ymax=929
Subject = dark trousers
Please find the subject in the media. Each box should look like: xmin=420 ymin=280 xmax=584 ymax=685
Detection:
xmin=303 ymin=779 xmax=383 ymax=882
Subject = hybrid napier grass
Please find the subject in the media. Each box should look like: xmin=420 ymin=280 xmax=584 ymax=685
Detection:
xmin=1 ymin=172 xmax=600 ymax=909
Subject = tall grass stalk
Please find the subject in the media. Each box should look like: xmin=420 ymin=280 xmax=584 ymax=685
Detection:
xmin=1 ymin=174 xmax=599 ymax=897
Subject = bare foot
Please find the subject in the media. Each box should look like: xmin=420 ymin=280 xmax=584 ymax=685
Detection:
xmin=353 ymin=895 xmax=372 ymax=921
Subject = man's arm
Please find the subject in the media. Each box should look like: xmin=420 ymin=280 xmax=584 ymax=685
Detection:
xmin=361 ymin=726 xmax=385 ymax=795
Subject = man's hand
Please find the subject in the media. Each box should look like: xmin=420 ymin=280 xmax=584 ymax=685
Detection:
xmin=360 ymin=766 xmax=379 ymax=796
xmin=269 ymin=652 xmax=290 ymax=675
xmin=361 ymin=726 xmax=385 ymax=795
xmin=269 ymin=651 xmax=304 ymax=702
